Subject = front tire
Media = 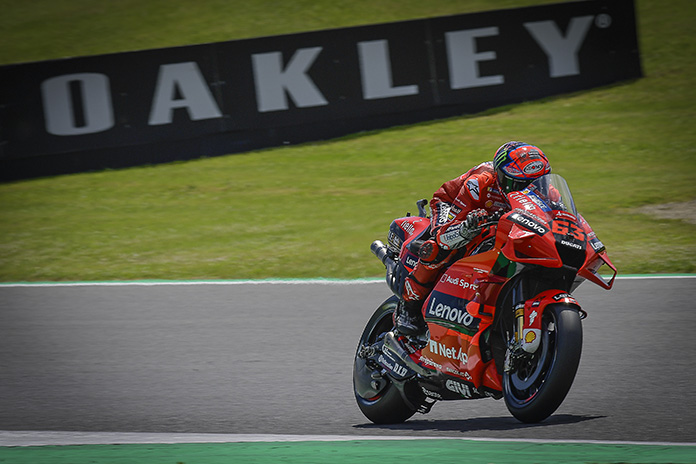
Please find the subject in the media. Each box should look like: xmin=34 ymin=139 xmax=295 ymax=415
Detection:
xmin=353 ymin=297 xmax=418 ymax=424
xmin=503 ymin=304 xmax=583 ymax=423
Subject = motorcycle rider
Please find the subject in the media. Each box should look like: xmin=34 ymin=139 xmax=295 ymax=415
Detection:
xmin=395 ymin=141 xmax=552 ymax=339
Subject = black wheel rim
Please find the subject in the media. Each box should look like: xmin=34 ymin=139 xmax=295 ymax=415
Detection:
xmin=366 ymin=308 xmax=395 ymax=346
xmin=354 ymin=303 xmax=396 ymax=401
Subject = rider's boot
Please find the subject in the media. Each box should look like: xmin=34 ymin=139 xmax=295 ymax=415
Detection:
xmin=394 ymin=299 xmax=429 ymax=350
xmin=394 ymin=274 xmax=431 ymax=347
xmin=394 ymin=298 xmax=428 ymax=338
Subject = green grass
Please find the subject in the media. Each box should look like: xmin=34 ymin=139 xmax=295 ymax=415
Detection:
xmin=0 ymin=0 xmax=694 ymax=281
xmin=0 ymin=0 xmax=562 ymax=65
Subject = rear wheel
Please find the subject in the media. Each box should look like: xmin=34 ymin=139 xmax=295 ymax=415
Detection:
xmin=353 ymin=297 xmax=418 ymax=424
xmin=503 ymin=304 xmax=582 ymax=423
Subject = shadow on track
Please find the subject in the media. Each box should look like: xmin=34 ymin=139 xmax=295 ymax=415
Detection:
xmin=353 ymin=414 xmax=605 ymax=433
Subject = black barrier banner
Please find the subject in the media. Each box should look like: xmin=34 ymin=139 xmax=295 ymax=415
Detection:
xmin=0 ymin=0 xmax=641 ymax=181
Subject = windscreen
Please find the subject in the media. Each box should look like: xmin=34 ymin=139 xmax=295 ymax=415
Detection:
xmin=520 ymin=173 xmax=578 ymax=217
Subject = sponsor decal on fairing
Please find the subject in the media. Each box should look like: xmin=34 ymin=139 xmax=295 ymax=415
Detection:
xmin=509 ymin=212 xmax=549 ymax=235
xmin=509 ymin=192 xmax=547 ymax=216
xmin=590 ymin=237 xmax=605 ymax=252
xmin=552 ymin=292 xmax=579 ymax=305
xmin=378 ymin=354 xmax=409 ymax=377
xmin=422 ymin=387 xmax=443 ymax=400
xmin=401 ymin=221 xmax=415 ymax=236
xmin=425 ymin=292 xmax=481 ymax=333
xmin=521 ymin=329 xmax=542 ymax=353
xmin=438 ymin=274 xmax=480 ymax=291
xmin=446 ymin=366 xmax=473 ymax=381
xmin=428 ymin=339 xmax=469 ymax=364
xmin=561 ymin=239 xmax=583 ymax=250
xmin=419 ymin=355 xmax=443 ymax=370
xmin=529 ymin=310 xmax=538 ymax=325
xmin=526 ymin=192 xmax=552 ymax=212
xmin=445 ymin=379 xmax=478 ymax=398
xmin=404 ymin=254 xmax=418 ymax=269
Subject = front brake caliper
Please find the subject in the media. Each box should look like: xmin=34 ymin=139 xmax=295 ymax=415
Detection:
xmin=504 ymin=337 xmax=525 ymax=373
xmin=357 ymin=343 xmax=378 ymax=359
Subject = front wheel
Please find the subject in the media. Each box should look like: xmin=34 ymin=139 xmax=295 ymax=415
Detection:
xmin=353 ymin=296 xmax=418 ymax=424
xmin=503 ymin=304 xmax=583 ymax=423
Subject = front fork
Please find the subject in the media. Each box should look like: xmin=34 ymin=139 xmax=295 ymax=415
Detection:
xmin=505 ymin=288 xmax=582 ymax=372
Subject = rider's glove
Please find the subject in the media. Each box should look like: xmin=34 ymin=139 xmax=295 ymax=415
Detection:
xmin=459 ymin=209 xmax=488 ymax=242
xmin=438 ymin=209 xmax=489 ymax=250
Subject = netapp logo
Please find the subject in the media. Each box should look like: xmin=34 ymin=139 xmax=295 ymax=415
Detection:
xmin=39 ymin=15 xmax=599 ymax=136
xmin=428 ymin=340 xmax=469 ymax=364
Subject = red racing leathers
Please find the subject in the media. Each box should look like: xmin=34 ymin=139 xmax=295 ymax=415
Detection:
xmin=402 ymin=161 xmax=509 ymax=303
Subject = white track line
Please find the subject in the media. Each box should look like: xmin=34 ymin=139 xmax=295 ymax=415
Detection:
xmin=3 ymin=276 xmax=694 ymax=448
xmin=0 ymin=431 xmax=694 ymax=447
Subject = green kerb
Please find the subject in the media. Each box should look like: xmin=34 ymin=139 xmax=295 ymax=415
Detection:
xmin=1 ymin=439 xmax=694 ymax=464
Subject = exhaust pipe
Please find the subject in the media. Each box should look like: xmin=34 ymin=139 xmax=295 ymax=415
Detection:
xmin=370 ymin=240 xmax=391 ymax=264
xmin=370 ymin=240 xmax=401 ymax=297
xmin=382 ymin=331 xmax=432 ymax=378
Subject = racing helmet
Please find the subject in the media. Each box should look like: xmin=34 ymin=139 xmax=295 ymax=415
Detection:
xmin=493 ymin=141 xmax=551 ymax=193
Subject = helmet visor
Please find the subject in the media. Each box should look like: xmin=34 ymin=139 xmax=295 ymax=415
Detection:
xmin=498 ymin=173 xmax=531 ymax=194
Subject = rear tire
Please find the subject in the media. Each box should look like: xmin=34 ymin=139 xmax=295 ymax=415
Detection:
xmin=353 ymin=297 xmax=418 ymax=424
xmin=503 ymin=304 xmax=582 ymax=423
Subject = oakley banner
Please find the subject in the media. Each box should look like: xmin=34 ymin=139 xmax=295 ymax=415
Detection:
xmin=0 ymin=0 xmax=641 ymax=181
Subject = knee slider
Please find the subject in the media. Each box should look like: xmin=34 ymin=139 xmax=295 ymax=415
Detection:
xmin=402 ymin=274 xmax=433 ymax=302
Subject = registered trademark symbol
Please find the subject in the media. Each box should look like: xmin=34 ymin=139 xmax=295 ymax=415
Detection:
xmin=595 ymin=13 xmax=612 ymax=28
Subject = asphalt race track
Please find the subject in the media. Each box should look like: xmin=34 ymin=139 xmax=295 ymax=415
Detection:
xmin=1 ymin=277 xmax=694 ymax=444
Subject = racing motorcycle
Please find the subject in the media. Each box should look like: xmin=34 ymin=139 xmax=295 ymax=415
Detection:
xmin=353 ymin=173 xmax=616 ymax=424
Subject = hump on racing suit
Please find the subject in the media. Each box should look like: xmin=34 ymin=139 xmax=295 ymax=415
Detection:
xmin=430 ymin=162 xmax=508 ymax=250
